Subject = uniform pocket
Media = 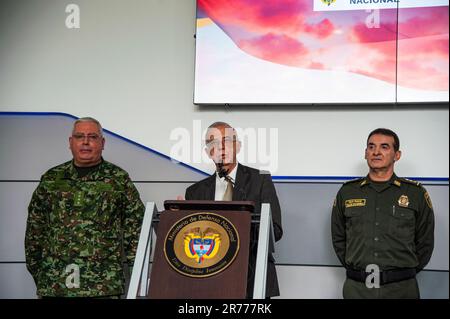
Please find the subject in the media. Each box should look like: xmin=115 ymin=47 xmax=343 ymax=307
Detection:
xmin=344 ymin=207 xmax=365 ymax=235
xmin=89 ymin=191 xmax=120 ymax=228
xmin=391 ymin=206 xmax=415 ymax=240
xmin=48 ymin=190 xmax=74 ymax=224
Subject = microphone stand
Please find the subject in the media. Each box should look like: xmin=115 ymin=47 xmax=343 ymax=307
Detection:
xmin=217 ymin=162 xmax=235 ymax=185
xmin=216 ymin=162 xmax=247 ymax=201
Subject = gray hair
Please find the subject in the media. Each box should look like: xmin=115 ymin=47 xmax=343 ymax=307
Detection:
xmin=72 ymin=117 xmax=103 ymax=136
xmin=208 ymin=121 xmax=233 ymax=130
xmin=205 ymin=121 xmax=237 ymax=144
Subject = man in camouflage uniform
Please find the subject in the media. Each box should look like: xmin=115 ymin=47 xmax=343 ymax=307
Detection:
xmin=331 ymin=128 xmax=434 ymax=299
xmin=25 ymin=117 xmax=145 ymax=297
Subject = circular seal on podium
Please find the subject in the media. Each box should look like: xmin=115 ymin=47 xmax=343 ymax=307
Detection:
xmin=164 ymin=212 xmax=240 ymax=278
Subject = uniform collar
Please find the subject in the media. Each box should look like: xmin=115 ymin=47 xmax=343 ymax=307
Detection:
xmin=67 ymin=158 xmax=105 ymax=180
xmin=360 ymin=173 xmax=401 ymax=187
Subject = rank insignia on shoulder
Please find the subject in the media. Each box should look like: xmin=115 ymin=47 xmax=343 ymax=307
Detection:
xmin=398 ymin=195 xmax=409 ymax=207
xmin=402 ymin=178 xmax=421 ymax=186
xmin=424 ymin=192 xmax=433 ymax=209
xmin=343 ymin=177 xmax=365 ymax=185
xmin=345 ymin=199 xmax=366 ymax=208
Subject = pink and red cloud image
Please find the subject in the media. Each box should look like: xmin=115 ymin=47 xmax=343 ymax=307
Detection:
xmin=197 ymin=0 xmax=449 ymax=91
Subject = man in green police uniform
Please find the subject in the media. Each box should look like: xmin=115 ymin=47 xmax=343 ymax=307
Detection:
xmin=25 ymin=117 xmax=145 ymax=298
xmin=331 ymin=128 xmax=434 ymax=299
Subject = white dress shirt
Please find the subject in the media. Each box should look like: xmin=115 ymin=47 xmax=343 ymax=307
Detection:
xmin=214 ymin=164 xmax=238 ymax=201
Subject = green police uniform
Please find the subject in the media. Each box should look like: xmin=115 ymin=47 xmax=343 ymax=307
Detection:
xmin=25 ymin=159 xmax=145 ymax=297
xmin=331 ymin=174 xmax=434 ymax=299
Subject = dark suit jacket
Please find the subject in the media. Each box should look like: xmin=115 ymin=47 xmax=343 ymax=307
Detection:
xmin=185 ymin=163 xmax=283 ymax=297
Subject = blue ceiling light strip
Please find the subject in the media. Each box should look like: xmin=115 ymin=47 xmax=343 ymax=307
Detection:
xmin=1 ymin=112 xmax=448 ymax=184
xmin=0 ymin=111 xmax=78 ymax=119
xmin=273 ymin=176 xmax=361 ymax=181
xmin=272 ymin=175 xmax=449 ymax=183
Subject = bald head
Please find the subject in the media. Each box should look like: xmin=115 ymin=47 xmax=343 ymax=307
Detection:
xmin=205 ymin=122 xmax=237 ymax=144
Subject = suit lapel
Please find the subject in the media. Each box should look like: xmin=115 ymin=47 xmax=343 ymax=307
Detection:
xmin=233 ymin=164 xmax=249 ymax=201
xmin=203 ymin=174 xmax=216 ymax=200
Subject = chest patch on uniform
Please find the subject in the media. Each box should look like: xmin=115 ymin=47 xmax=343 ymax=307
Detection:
xmin=73 ymin=191 xmax=85 ymax=207
xmin=398 ymin=195 xmax=410 ymax=207
xmin=345 ymin=199 xmax=366 ymax=208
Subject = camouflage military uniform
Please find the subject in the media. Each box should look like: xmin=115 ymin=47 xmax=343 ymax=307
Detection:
xmin=25 ymin=160 xmax=145 ymax=297
xmin=331 ymin=174 xmax=434 ymax=299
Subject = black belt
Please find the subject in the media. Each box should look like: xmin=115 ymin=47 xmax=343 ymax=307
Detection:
xmin=346 ymin=268 xmax=416 ymax=286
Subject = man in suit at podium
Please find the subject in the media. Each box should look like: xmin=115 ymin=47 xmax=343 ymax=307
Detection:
xmin=185 ymin=121 xmax=283 ymax=298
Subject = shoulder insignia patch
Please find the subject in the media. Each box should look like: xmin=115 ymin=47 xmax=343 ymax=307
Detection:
xmin=424 ymin=191 xmax=433 ymax=209
xmin=402 ymin=178 xmax=421 ymax=186
xmin=343 ymin=177 xmax=365 ymax=185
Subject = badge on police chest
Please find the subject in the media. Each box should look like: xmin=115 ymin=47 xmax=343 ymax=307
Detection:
xmin=398 ymin=195 xmax=409 ymax=207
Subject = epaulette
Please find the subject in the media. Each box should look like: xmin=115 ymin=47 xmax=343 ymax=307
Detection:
xmin=400 ymin=177 xmax=421 ymax=187
xmin=343 ymin=177 xmax=366 ymax=185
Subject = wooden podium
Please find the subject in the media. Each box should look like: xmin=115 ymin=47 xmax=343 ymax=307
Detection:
xmin=147 ymin=200 xmax=254 ymax=299
xmin=127 ymin=200 xmax=274 ymax=299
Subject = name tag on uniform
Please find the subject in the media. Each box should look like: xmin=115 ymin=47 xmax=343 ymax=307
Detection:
xmin=345 ymin=199 xmax=366 ymax=208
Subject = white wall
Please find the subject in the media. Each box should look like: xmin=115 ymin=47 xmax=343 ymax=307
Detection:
xmin=0 ymin=0 xmax=448 ymax=178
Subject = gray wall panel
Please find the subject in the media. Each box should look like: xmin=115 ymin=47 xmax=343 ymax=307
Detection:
xmin=275 ymin=266 xmax=448 ymax=299
xmin=273 ymin=183 xmax=341 ymax=266
xmin=0 ymin=182 xmax=37 ymax=262
xmin=0 ymin=116 xmax=74 ymax=180
xmin=135 ymin=182 xmax=196 ymax=212
xmin=275 ymin=265 xmax=345 ymax=299
xmin=0 ymin=263 xmax=37 ymax=299
xmin=0 ymin=115 xmax=206 ymax=181
xmin=427 ymin=186 xmax=450 ymax=270
xmin=416 ymin=271 xmax=449 ymax=299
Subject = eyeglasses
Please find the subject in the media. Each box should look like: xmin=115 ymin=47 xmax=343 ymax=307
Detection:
xmin=206 ymin=136 xmax=236 ymax=148
xmin=72 ymin=133 xmax=102 ymax=142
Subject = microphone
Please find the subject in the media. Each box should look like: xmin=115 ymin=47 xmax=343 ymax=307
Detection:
xmin=216 ymin=162 xmax=247 ymax=200
xmin=217 ymin=162 xmax=230 ymax=181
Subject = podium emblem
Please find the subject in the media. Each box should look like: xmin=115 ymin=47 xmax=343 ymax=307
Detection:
xmin=164 ymin=212 xmax=239 ymax=278
xmin=184 ymin=228 xmax=221 ymax=264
